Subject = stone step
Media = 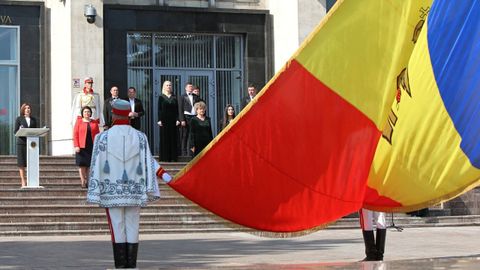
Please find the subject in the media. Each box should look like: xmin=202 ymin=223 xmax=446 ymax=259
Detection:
xmin=0 ymin=161 xmax=186 ymax=167
xmin=334 ymin=215 xmax=480 ymax=228
xmin=0 ymin=188 xmax=182 ymax=197
xmin=0 ymin=212 xmax=219 ymax=223
xmin=0 ymin=182 xmax=178 ymax=189
xmin=0 ymin=155 xmax=187 ymax=162
xmin=0 ymin=162 xmax=77 ymax=169
xmin=0 ymin=216 xmax=479 ymax=237
xmin=0 ymin=196 xmax=189 ymax=205
xmin=0 ymin=227 xmax=239 ymax=237
xmin=0 ymin=220 xmax=231 ymax=231
xmin=0 ymin=204 xmax=204 ymax=214
xmin=0 ymin=168 xmax=183 ymax=177
xmin=0 ymin=158 xmax=186 ymax=166
xmin=0 ymin=176 xmax=179 ymax=185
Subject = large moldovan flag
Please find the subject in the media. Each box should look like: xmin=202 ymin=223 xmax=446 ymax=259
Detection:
xmin=169 ymin=0 xmax=480 ymax=233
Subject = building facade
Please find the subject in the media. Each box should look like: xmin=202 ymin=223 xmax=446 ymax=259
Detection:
xmin=0 ymin=0 xmax=329 ymax=156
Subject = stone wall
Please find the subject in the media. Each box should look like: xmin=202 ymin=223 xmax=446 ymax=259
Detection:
xmin=444 ymin=187 xmax=480 ymax=215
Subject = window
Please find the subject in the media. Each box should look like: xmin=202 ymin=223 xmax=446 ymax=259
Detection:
xmin=0 ymin=26 xmax=19 ymax=154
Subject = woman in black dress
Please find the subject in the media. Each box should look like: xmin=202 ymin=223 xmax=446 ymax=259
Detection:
xmin=73 ymin=106 xmax=100 ymax=188
xmin=157 ymin=81 xmax=180 ymax=161
xmin=189 ymin=101 xmax=213 ymax=157
xmin=14 ymin=103 xmax=38 ymax=187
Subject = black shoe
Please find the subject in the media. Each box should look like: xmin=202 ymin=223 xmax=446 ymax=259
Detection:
xmin=361 ymin=230 xmax=378 ymax=261
xmin=375 ymin=229 xmax=387 ymax=260
xmin=113 ymin=243 xmax=128 ymax=268
xmin=126 ymin=243 xmax=139 ymax=268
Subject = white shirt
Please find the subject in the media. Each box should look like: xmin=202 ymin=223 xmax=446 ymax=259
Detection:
xmin=25 ymin=117 xmax=31 ymax=127
xmin=184 ymin=93 xmax=196 ymax=115
xmin=129 ymin=98 xmax=136 ymax=112
xmin=188 ymin=93 xmax=196 ymax=115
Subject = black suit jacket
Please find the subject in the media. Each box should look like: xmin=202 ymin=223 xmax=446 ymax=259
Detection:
xmin=178 ymin=93 xmax=201 ymax=122
xmin=14 ymin=116 xmax=39 ymax=145
xmin=103 ymin=97 xmax=119 ymax=128
xmin=241 ymin=96 xmax=254 ymax=110
xmin=126 ymin=98 xmax=145 ymax=130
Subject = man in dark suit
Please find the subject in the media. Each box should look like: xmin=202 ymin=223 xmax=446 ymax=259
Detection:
xmin=241 ymin=83 xmax=258 ymax=110
xmin=192 ymin=85 xmax=205 ymax=105
xmin=126 ymin=87 xmax=145 ymax=130
xmin=104 ymin=86 xmax=120 ymax=129
xmin=178 ymin=82 xmax=200 ymax=157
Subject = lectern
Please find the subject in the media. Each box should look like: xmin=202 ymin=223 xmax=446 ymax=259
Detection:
xmin=14 ymin=127 xmax=49 ymax=188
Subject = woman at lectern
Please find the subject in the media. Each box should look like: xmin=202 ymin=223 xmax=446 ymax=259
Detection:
xmin=14 ymin=103 xmax=38 ymax=188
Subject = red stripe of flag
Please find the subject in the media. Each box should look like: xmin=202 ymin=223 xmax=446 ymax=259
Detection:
xmin=171 ymin=60 xmax=382 ymax=232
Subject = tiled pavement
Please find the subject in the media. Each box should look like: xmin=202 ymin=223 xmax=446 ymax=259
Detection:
xmin=1 ymin=226 xmax=479 ymax=269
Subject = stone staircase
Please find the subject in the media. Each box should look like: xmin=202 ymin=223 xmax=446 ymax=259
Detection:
xmin=0 ymin=156 xmax=240 ymax=236
xmin=0 ymin=156 xmax=479 ymax=236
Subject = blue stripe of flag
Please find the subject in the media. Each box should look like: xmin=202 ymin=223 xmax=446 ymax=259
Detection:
xmin=428 ymin=0 xmax=480 ymax=168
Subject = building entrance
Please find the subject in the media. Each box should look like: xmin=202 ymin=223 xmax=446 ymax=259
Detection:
xmin=127 ymin=32 xmax=244 ymax=155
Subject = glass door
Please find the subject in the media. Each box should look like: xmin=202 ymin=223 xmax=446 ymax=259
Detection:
xmin=0 ymin=26 xmax=19 ymax=155
xmin=128 ymin=32 xmax=244 ymax=155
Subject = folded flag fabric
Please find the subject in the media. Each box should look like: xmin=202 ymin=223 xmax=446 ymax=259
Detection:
xmin=169 ymin=0 xmax=436 ymax=233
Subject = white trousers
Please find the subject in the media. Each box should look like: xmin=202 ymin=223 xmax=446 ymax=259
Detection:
xmin=106 ymin=207 xmax=141 ymax=243
xmin=359 ymin=208 xmax=386 ymax=231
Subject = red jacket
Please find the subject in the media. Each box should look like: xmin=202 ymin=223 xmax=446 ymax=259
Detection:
xmin=73 ymin=117 xmax=100 ymax=148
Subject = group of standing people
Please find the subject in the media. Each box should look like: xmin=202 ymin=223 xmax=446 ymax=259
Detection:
xmin=72 ymin=78 xmax=145 ymax=188
xmin=158 ymin=81 xmax=215 ymax=162
xmin=71 ymin=78 xmax=254 ymax=175
xmin=158 ymin=81 xmax=254 ymax=162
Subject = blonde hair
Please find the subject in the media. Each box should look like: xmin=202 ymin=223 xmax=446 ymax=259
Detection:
xmin=194 ymin=101 xmax=206 ymax=111
xmin=162 ymin=81 xmax=173 ymax=95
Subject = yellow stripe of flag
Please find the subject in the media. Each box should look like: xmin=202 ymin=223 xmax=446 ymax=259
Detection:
xmin=295 ymin=0 xmax=431 ymax=130
xmin=367 ymin=21 xmax=480 ymax=209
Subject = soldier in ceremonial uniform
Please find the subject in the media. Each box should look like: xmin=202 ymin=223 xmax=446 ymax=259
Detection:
xmin=359 ymin=208 xmax=387 ymax=261
xmin=72 ymin=77 xmax=104 ymax=127
xmin=87 ymin=99 xmax=171 ymax=268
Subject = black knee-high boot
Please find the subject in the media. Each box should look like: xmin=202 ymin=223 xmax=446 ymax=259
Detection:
xmin=361 ymin=230 xmax=378 ymax=261
xmin=126 ymin=243 xmax=139 ymax=268
xmin=113 ymin=243 xmax=128 ymax=268
xmin=375 ymin=229 xmax=387 ymax=260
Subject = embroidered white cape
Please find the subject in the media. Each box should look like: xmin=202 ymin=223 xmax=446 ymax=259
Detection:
xmin=87 ymin=125 xmax=160 ymax=207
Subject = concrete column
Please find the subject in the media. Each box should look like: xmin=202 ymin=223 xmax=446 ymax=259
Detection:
xmin=267 ymin=0 xmax=326 ymax=73
xmin=297 ymin=0 xmax=327 ymax=44
xmin=49 ymin=0 xmax=74 ymax=155
xmin=267 ymin=0 xmax=299 ymax=72
xmin=70 ymin=0 xmax=104 ymax=101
